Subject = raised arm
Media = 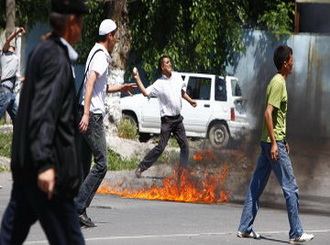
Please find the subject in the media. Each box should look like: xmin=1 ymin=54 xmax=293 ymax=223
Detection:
xmin=132 ymin=67 xmax=148 ymax=97
xmin=2 ymin=27 xmax=26 ymax=52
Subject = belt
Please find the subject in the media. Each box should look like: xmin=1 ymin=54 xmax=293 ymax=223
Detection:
xmin=162 ymin=114 xmax=181 ymax=120
xmin=0 ymin=84 xmax=13 ymax=92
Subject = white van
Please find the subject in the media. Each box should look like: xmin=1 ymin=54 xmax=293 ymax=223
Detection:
xmin=120 ymin=72 xmax=249 ymax=148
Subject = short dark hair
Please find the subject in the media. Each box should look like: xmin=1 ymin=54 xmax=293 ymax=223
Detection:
xmin=273 ymin=45 xmax=293 ymax=71
xmin=158 ymin=55 xmax=170 ymax=73
xmin=49 ymin=12 xmax=70 ymax=32
xmin=97 ymin=29 xmax=117 ymax=42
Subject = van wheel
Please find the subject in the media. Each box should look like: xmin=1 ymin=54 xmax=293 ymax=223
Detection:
xmin=208 ymin=123 xmax=230 ymax=149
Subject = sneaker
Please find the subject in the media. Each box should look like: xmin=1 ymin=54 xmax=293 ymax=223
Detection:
xmin=135 ymin=167 xmax=144 ymax=178
xmin=237 ymin=230 xmax=261 ymax=239
xmin=78 ymin=211 xmax=96 ymax=228
xmin=289 ymin=233 xmax=314 ymax=244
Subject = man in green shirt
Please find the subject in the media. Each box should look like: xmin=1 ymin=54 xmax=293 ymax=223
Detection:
xmin=237 ymin=45 xmax=314 ymax=244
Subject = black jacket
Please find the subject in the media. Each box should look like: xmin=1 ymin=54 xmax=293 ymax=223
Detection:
xmin=11 ymin=33 xmax=82 ymax=198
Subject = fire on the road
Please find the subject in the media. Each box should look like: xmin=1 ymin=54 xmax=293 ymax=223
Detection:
xmin=97 ymin=151 xmax=229 ymax=204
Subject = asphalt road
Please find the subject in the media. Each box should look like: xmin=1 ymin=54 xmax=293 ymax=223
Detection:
xmin=0 ymin=171 xmax=329 ymax=245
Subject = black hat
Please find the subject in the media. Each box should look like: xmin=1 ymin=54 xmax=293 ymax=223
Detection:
xmin=51 ymin=0 xmax=88 ymax=15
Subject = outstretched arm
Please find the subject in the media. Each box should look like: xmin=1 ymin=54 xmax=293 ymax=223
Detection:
xmin=182 ymin=90 xmax=197 ymax=107
xmin=107 ymin=83 xmax=137 ymax=94
xmin=132 ymin=67 xmax=149 ymax=97
xmin=2 ymin=27 xmax=26 ymax=52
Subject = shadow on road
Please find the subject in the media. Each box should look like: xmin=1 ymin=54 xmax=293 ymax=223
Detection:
xmin=260 ymin=235 xmax=289 ymax=244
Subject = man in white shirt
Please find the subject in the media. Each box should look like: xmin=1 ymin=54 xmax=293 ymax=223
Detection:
xmin=75 ymin=19 xmax=135 ymax=228
xmin=0 ymin=27 xmax=25 ymax=123
xmin=133 ymin=56 xmax=197 ymax=178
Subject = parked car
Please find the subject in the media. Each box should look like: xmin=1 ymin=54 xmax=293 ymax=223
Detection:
xmin=120 ymin=72 xmax=249 ymax=149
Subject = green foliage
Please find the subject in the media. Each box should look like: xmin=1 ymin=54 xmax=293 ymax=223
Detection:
xmin=128 ymin=0 xmax=248 ymax=81
xmin=0 ymin=0 xmax=105 ymax=64
xmin=0 ymin=133 xmax=12 ymax=158
xmin=117 ymin=118 xmax=139 ymax=140
xmin=258 ymin=1 xmax=295 ymax=36
xmin=127 ymin=0 xmax=295 ymax=82
xmin=107 ymin=148 xmax=139 ymax=171
xmin=1 ymin=0 xmax=295 ymax=74
xmin=75 ymin=0 xmax=107 ymax=64
xmin=0 ymin=0 xmax=50 ymax=31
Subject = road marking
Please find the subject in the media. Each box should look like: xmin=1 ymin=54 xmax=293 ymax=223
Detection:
xmin=25 ymin=229 xmax=330 ymax=244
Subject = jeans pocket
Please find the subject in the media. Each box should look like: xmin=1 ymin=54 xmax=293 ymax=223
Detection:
xmin=91 ymin=114 xmax=103 ymax=124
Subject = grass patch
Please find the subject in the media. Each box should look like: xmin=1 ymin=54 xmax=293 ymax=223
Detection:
xmin=117 ymin=118 xmax=139 ymax=140
xmin=107 ymin=148 xmax=139 ymax=171
xmin=0 ymin=133 xmax=12 ymax=158
xmin=0 ymin=117 xmax=6 ymax=125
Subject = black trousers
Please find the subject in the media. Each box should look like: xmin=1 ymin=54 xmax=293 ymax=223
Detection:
xmin=139 ymin=115 xmax=189 ymax=170
xmin=0 ymin=184 xmax=85 ymax=245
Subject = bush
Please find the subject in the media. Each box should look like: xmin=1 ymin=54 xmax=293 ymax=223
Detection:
xmin=107 ymin=148 xmax=139 ymax=171
xmin=117 ymin=118 xmax=139 ymax=140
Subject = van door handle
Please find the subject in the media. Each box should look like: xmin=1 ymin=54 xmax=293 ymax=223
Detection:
xmin=204 ymin=104 xmax=210 ymax=108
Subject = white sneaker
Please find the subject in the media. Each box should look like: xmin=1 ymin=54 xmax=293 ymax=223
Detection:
xmin=289 ymin=233 xmax=314 ymax=244
xmin=237 ymin=230 xmax=261 ymax=239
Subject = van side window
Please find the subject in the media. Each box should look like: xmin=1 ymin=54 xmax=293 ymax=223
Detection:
xmin=187 ymin=77 xmax=211 ymax=100
xmin=215 ymin=77 xmax=227 ymax=101
xmin=231 ymin=79 xmax=242 ymax=96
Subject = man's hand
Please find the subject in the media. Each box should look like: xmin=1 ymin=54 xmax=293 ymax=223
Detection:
xmin=38 ymin=168 xmax=55 ymax=200
xmin=121 ymin=83 xmax=137 ymax=95
xmin=270 ymin=141 xmax=278 ymax=161
xmin=16 ymin=27 xmax=26 ymax=35
xmin=133 ymin=67 xmax=139 ymax=80
xmin=190 ymin=100 xmax=197 ymax=107
xmin=79 ymin=114 xmax=89 ymax=133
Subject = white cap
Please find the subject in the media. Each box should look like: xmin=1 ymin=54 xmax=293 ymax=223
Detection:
xmin=99 ymin=19 xmax=117 ymax=35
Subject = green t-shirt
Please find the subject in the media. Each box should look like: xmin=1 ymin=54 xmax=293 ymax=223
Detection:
xmin=261 ymin=74 xmax=287 ymax=142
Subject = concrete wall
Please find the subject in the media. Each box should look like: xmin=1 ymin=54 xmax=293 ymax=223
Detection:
xmin=226 ymin=30 xmax=330 ymax=215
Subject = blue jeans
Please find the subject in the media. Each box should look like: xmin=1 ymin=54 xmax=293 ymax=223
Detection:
xmin=0 ymin=184 xmax=84 ymax=245
xmin=238 ymin=141 xmax=304 ymax=239
xmin=0 ymin=87 xmax=17 ymax=123
xmin=75 ymin=113 xmax=108 ymax=214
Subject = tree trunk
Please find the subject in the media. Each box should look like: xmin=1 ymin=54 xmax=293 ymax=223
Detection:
xmin=104 ymin=0 xmax=132 ymax=138
xmin=6 ymin=0 xmax=15 ymax=35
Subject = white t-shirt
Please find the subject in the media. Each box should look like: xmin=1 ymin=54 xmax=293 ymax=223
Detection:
xmin=82 ymin=43 xmax=110 ymax=115
xmin=0 ymin=51 xmax=19 ymax=89
xmin=146 ymin=72 xmax=186 ymax=117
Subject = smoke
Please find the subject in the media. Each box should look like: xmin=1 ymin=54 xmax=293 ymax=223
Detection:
xmin=228 ymin=34 xmax=330 ymax=207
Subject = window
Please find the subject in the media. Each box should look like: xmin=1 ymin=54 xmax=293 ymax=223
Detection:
xmin=215 ymin=77 xmax=227 ymax=101
xmin=231 ymin=78 xmax=242 ymax=96
xmin=186 ymin=77 xmax=211 ymax=100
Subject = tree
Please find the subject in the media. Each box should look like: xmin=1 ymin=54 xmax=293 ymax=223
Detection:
xmin=102 ymin=0 xmax=133 ymax=136
xmin=5 ymin=0 xmax=15 ymax=35
xmin=127 ymin=0 xmax=295 ymax=82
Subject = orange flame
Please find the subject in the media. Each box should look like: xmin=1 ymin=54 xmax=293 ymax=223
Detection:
xmin=193 ymin=149 xmax=216 ymax=162
xmin=97 ymin=165 xmax=229 ymax=204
